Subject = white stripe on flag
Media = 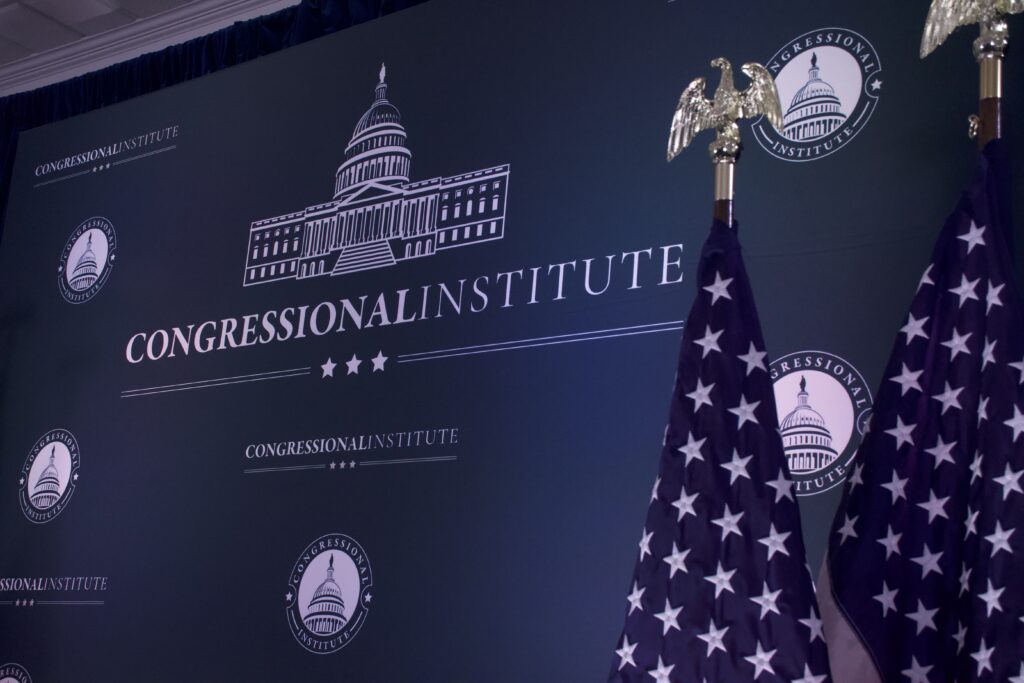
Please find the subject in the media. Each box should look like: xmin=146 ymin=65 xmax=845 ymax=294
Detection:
xmin=818 ymin=560 xmax=883 ymax=683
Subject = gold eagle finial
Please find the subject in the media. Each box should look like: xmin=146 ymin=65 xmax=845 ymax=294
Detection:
xmin=921 ymin=0 xmax=1023 ymax=57
xmin=667 ymin=58 xmax=783 ymax=163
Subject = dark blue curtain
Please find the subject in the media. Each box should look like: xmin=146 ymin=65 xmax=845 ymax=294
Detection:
xmin=0 ymin=0 xmax=426 ymax=243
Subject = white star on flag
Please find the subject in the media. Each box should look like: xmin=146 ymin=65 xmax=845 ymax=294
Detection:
xmin=948 ymin=274 xmax=980 ymax=308
xmin=727 ymin=395 xmax=760 ymax=428
xmin=737 ymin=342 xmax=767 ymax=375
xmin=885 ymin=417 xmax=916 ymax=450
xmin=957 ymin=221 xmax=986 ymax=253
xmin=653 ymin=599 xmax=682 ymax=635
xmin=743 ymin=642 xmax=778 ymax=679
xmin=662 ymin=543 xmax=690 ymax=577
xmin=757 ymin=523 xmax=791 ymax=560
xmin=720 ymin=450 xmax=752 ymax=484
xmin=703 ymin=562 xmax=736 ymax=598
xmin=685 ymin=379 xmax=714 ymax=412
xmin=900 ymin=313 xmax=929 ymax=343
xmin=614 ymin=636 xmax=636 ymax=670
xmin=749 ymin=582 xmax=782 ymax=619
xmin=702 ymin=271 xmax=733 ymax=304
xmin=693 ymin=325 xmax=723 ymax=357
xmin=676 ymin=432 xmax=706 ymax=464
xmin=986 ymin=280 xmax=1004 ymax=313
xmin=941 ymin=327 xmax=972 ymax=359
xmin=889 ymin=363 xmax=923 ymax=395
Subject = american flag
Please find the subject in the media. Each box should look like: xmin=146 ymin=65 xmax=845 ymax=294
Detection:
xmin=609 ymin=219 xmax=832 ymax=682
xmin=820 ymin=141 xmax=1023 ymax=683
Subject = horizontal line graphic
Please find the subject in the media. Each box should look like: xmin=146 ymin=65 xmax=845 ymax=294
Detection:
xmin=33 ymin=600 xmax=105 ymax=605
xmin=33 ymin=168 xmax=93 ymax=187
xmin=111 ymin=144 xmax=177 ymax=166
xmin=360 ymin=456 xmax=458 ymax=466
xmin=242 ymin=464 xmax=327 ymax=474
xmin=397 ymin=320 xmax=685 ymax=364
xmin=122 ymin=367 xmax=311 ymax=398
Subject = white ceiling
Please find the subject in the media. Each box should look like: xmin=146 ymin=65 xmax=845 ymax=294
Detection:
xmin=0 ymin=0 xmax=299 ymax=96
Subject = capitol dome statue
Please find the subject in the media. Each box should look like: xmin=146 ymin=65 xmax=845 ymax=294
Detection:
xmin=303 ymin=554 xmax=347 ymax=635
xmin=780 ymin=376 xmax=839 ymax=473
xmin=30 ymin=446 xmax=62 ymax=510
xmin=334 ymin=63 xmax=412 ymax=199
xmin=69 ymin=234 xmax=99 ymax=291
xmin=782 ymin=53 xmax=845 ymax=142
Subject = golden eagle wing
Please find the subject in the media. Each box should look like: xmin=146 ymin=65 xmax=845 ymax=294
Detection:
xmin=739 ymin=63 xmax=783 ymax=133
xmin=921 ymin=0 xmax=984 ymax=57
xmin=668 ymin=77 xmax=711 ymax=162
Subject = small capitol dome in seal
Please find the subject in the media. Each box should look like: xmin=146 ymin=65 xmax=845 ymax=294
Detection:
xmin=30 ymin=446 xmax=62 ymax=510
xmin=303 ymin=554 xmax=347 ymax=636
xmin=782 ymin=53 xmax=845 ymax=142
xmin=780 ymin=376 xmax=839 ymax=473
xmin=69 ymin=234 xmax=99 ymax=292
xmin=334 ymin=63 xmax=412 ymax=199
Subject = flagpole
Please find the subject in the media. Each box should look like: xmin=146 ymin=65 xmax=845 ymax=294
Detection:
xmin=974 ymin=17 xmax=1007 ymax=147
xmin=711 ymin=139 xmax=737 ymax=226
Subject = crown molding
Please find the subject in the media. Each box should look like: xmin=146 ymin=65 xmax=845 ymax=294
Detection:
xmin=0 ymin=0 xmax=300 ymax=97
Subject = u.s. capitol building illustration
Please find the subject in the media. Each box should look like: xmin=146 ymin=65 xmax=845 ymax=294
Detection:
xmin=243 ymin=65 xmax=510 ymax=286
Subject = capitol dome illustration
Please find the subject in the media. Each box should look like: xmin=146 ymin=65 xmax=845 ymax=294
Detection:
xmin=334 ymin=63 xmax=412 ymax=199
xmin=30 ymin=446 xmax=62 ymax=510
xmin=782 ymin=53 xmax=845 ymax=142
xmin=303 ymin=554 xmax=348 ymax=635
xmin=780 ymin=376 xmax=839 ymax=473
xmin=69 ymin=234 xmax=100 ymax=291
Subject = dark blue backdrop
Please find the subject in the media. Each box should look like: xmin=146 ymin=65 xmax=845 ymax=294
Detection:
xmin=0 ymin=0 xmax=1022 ymax=680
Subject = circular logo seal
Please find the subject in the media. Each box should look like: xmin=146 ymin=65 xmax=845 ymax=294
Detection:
xmin=0 ymin=662 xmax=32 ymax=683
xmin=770 ymin=351 xmax=872 ymax=496
xmin=752 ymin=28 xmax=882 ymax=162
xmin=18 ymin=429 xmax=81 ymax=524
xmin=285 ymin=533 xmax=373 ymax=654
xmin=57 ymin=216 xmax=116 ymax=304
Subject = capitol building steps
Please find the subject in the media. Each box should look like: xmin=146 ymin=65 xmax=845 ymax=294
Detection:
xmin=331 ymin=240 xmax=397 ymax=276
